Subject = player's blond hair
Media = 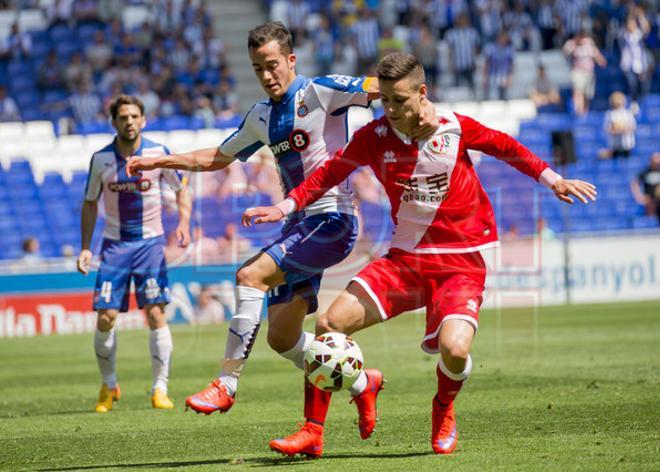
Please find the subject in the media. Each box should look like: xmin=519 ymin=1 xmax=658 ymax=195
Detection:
xmin=248 ymin=22 xmax=293 ymax=55
xmin=376 ymin=52 xmax=425 ymax=90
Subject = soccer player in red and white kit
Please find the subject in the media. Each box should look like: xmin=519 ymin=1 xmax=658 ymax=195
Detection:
xmin=243 ymin=52 xmax=597 ymax=457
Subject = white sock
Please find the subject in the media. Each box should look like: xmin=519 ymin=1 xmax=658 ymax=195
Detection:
xmin=349 ymin=370 xmax=368 ymax=396
xmin=279 ymin=331 xmax=314 ymax=370
xmin=218 ymin=285 xmax=266 ymax=396
xmin=438 ymin=354 xmax=472 ymax=381
xmin=94 ymin=328 xmax=117 ymax=388
xmin=150 ymin=325 xmax=173 ymax=393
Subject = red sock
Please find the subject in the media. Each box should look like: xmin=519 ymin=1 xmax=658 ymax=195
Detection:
xmin=304 ymin=377 xmax=332 ymax=425
xmin=436 ymin=364 xmax=465 ymax=407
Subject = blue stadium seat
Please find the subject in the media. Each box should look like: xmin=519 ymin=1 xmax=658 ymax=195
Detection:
xmin=49 ymin=25 xmax=76 ymax=43
xmin=7 ymin=60 xmax=32 ymax=76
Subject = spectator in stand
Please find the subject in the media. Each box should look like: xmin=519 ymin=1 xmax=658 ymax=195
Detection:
xmin=411 ymin=22 xmax=439 ymax=99
xmin=85 ymin=31 xmax=113 ymax=74
xmin=503 ymin=0 xmax=540 ymax=51
xmin=194 ymin=285 xmax=226 ymax=325
xmin=37 ymin=51 xmax=66 ymax=91
xmin=313 ymin=14 xmax=335 ymax=76
xmin=44 ymin=0 xmax=73 ymax=29
xmin=599 ymin=91 xmax=636 ymax=159
xmin=558 ymin=0 xmax=588 ymax=40
xmin=630 ymin=152 xmax=660 ymax=225
xmin=378 ymin=27 xmax=405 ymax=58
xmin=529 ymin=64 xmax=561 ymax=110
xmin=287 ymin=0 xmax=311 ymax=45
xmin=73 ymin=0 xmax=101 ymax=26
xmin=618 ymin=7 xmax=651 ymax=110
xmin=536 ymin=0 xmax=559 ymax=50
xmin=217 ymin=223 xmax=252 ymax=259
xmin=351 ymin=8 xmax=380 ymax=75
xmin=64 ymin=52 xmax=93 ymax=92
xmin=191 ymin=226 xmax=220 ymax=264
xmin=216 ymin=164 xmax=248 ymax=200
xmin=97 ymin=0 xmax=123 ymax=23
xmin=20 ymin=237 xmax=42 ymax=264
xmin=563 ymin=31 xmax=607 ymax=116
xmin=194 ymin=96 xmax=215 ymax=128
xmin=0 ymin=22 xmax=31 ymax=61
xmin=169 ymin=37 xmax=191 ymax=73
xmin=114 ymin=33 xmax=142 ymax=68
xmin=213 ymin=80 xmax=239 ymax=119
xmin=69 ymin=80 xmax=104 ymax=126
xmin=536 ymin=218 xmax=556 ymax=240
xmin=133 ymin=21 xmax=154 ymax=53
xmin=474 ymin=0 xmax=503 ymax=43
xmin=483 ymin=31 xmax=514 ymax=100
xmin=0 ymin=85 xmax=20 ymax=122
xmin=195 ymin=26 xmax=226 ymax=70
xmin=135 ymin=80 xmax=160 ymax=119
xmin=445 ymin=13 xmax=480 ymax=93
xmin=503 ymin=224 xmax=520 ymax=241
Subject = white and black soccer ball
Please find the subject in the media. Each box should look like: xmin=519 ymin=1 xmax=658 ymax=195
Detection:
xmin=304 ymin=332 xmax=364 ymax=392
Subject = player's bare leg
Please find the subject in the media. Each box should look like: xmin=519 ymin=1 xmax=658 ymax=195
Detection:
xmin=94 ymin=309 xmax=121 ymax=413
xmin=144 ymin=303 xmax=174 ymax=409
xmin=186 ymin=252 xmax=294 ymax=414
xmin=432 ymin=319 xmax=475 ymax=454
xmin=270 ymin=283 xmax=385 ymax=457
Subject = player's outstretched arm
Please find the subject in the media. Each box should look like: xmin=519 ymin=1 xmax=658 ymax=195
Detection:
xmin=552 ymin=179 xmax=597 ymax=204
xmin=126 ymin=148 xmax=235 ymax=177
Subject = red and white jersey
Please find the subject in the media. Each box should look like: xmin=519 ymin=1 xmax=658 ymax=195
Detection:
xmin=288 ymin=111 xmax=552 ymax=254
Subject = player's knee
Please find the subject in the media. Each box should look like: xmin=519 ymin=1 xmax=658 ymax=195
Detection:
xmin=144 ymin=304 xmax=166 ymax=329
xmin=441 ymin=337 xmax=471 ymax=362
xmin=97 ymin=311 xmax=117 ymax=331
xmin=316 ymin=311 xmax=346 ymax=335
xmin=266 ymin=327 xmax=295 ymax=353
xmin=236 ymin=264 xmax=264 ymax=288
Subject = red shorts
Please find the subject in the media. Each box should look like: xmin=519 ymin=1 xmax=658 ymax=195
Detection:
xmin=352 ymin=249 xmax=486 ymax=353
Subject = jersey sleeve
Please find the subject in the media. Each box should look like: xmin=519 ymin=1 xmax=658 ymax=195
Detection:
xmin=160 ymin=145 xmax=186 ymax=191
xmin=83 ymin=154 xmax=103 ymax=201
xmin=288 ymin=126 xmax=372 ymax=209
xmin=219 ymin=105 xmax=264 ymax=162
xmin=456 ymin=113 xmax=549 ymax=180
xmin=311 ymin=75 xmax=371 ymax=113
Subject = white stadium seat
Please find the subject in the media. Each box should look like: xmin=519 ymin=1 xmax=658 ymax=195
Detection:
xmin=122 ymin=5 xmax=151 ymax=31
xmin=24 ymin=121 xmax=56 ymax=142
xmin=143 ymin=131 xmax=169 ymax=148
xmin=84 ymin=133 xmax=113 ymax=154
xmin=167 ymin=130 xmax=197 ymax=153
xmin=195 ymin=129 xmax=225 ymax=149
xmin=56 ymin=135 xmax=85 ymax=155
xmin=0 ymin=122 xmax=24 ymax=141
xmin=18 ymin=9 xmax=46 ymax=32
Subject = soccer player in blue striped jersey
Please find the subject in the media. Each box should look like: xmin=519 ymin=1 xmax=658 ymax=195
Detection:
xmin=127 ymin=22 xmax=438 ymax=432
xmin=78 ymin=95 xmax=192 ymax=413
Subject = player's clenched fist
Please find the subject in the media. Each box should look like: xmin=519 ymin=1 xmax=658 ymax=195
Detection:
xmin=77 ymin=249 xmax=92 ymax=275
xmin=125 ymin=156 xmax=157 ymax=177
xmin=242 ymin=206 xmax=285 ymax=227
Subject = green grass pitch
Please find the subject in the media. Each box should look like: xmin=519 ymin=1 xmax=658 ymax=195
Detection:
xmin=1 ymin=300 xmax=659 ymax=471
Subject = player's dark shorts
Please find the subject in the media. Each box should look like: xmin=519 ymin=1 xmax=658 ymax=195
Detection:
xmin=351 ymin=248 xmax=486 ymax=353
xmin=263 ymin=212 xmax=358 ymax=314
xmin=93 ymin=236 xmax=170 ymax=312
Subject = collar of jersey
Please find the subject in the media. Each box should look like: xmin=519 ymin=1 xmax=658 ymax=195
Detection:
xmin=113 ymin=135 xmax=144 ymax=162
xmin=270 ymin=75 xmax=305 ymax=106
xmin=390 ymin=122 xmax=413 ymax=145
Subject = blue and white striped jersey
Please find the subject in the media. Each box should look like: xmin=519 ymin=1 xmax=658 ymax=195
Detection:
xmin=84 ymin=137 xmax=185 ymax=241
xmin=220 ymin=74 xmax=371 ymax=217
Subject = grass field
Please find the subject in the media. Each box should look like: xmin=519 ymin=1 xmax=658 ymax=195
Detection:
xmin=1 ymin=300 xmax=660 ymax=471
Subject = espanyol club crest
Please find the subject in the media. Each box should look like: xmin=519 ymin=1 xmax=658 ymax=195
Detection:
xmin=429 ymin=134 xmax=451 ymax=154
xmin=297 ymin=102 xmax=309 ymax=117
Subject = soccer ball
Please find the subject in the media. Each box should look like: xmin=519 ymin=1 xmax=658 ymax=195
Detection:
xmin=304 ymin=332 xmax=364 ymax=392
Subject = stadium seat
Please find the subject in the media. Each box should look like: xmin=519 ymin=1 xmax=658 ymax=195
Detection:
xmin=24 ymin=121 xmax=56 ymax=142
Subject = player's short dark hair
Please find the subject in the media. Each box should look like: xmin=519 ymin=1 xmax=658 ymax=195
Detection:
xmin=109 ymin=95 xmax=145 ymax=120
xmin=248 ymin=21 xmax=293 ymax=54
xmin=376 ymin=52 xmax=425 ymax=89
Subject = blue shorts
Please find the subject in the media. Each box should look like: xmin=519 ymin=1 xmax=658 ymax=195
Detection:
xmin=263 ymin=212 xmax=358 ymax=314
xmin=93 ymin=236 xmax=171 ymax=312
